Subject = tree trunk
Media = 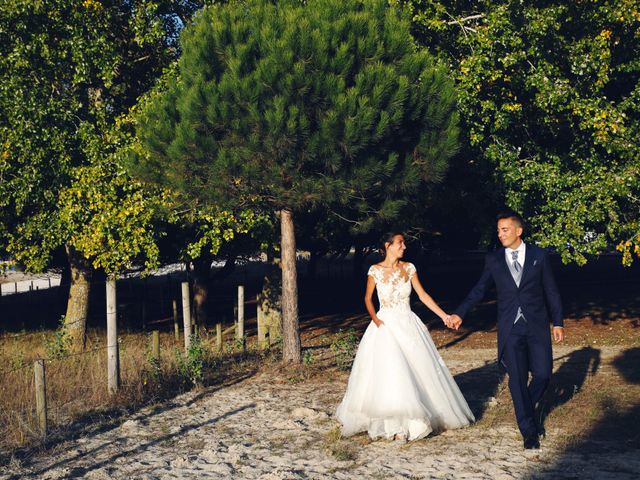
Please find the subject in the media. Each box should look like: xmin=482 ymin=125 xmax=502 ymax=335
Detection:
xmin=60 ymin=263 xmax=71 ymax=289
xmin=64 ymin=245 xmax=92 ymax=352
xmin=192 ymin=253 xmax=212 ymax=330
xmin=280 ymin=208 xmax=301 ymax=363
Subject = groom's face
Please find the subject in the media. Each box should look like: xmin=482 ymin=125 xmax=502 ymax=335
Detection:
xmin=497 ymin=218 xmax=523 ymax=249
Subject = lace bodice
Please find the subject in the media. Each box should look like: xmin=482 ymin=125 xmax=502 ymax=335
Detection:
xmin=368 ymin=262 xmax=416 ymax=310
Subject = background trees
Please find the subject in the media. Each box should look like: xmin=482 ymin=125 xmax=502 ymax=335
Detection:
xmin=0 ymin=0 xmax=206 ymax=348
xmin=395 ymin=0 xmax=640 ymax=264
xmin=132 ymin=0 xmax=460 ymax=362
xmin=4 ymin=0 xmax=636 ymax=357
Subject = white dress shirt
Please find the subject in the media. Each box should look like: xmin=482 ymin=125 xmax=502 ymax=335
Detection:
xmin=506 ymin=241 xmax=526 ymax=270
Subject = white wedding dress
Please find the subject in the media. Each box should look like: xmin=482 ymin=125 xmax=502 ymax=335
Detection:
xmin=335 ymin=262 xmax=475 ymax=441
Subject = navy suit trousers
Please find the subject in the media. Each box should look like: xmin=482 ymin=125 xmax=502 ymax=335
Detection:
xmin=502 ymin=319 xmax=552 ymax=438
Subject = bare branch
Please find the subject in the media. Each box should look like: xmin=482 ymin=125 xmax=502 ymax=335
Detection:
xmin=446 ymin=14 xmax=484 ymax=25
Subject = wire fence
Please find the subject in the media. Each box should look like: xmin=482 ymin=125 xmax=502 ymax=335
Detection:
xmin=0 ymin=326 xmax=245 ymax=456
xmin=0 ymin=256 xmax=367 ymax=457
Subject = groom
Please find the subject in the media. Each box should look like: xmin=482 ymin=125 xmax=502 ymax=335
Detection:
xmin=449 ymin=211 xmax=564 ymax=449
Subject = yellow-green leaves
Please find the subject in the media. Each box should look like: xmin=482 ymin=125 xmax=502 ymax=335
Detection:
xmin=58 ymin=161 xmax=162 ymax=274
xmin=402 ymin=0 xmax=640 ymax=264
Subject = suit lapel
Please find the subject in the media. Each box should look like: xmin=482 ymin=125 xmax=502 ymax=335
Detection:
xmin=518 ymin=246 xmax=536 ymax=287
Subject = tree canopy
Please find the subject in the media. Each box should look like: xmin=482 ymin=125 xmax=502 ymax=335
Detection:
xmin=0 ymin=0 xmax=219 ymax=348
xmin=396 ymin=0 xmax=640 ymax=264
xmin=132 ymin=0 xmax=460 ymax=361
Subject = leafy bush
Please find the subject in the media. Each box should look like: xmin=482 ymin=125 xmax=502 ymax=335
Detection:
xmin=303 ymin=349 xmax=314 ymax=365
xmin=330 ymin=329 xmax=359 ymax=371
xmin=44 ymin=316 xmax=71 ymax=359
xmin=175 ymin=335 xmax=206 ymax=386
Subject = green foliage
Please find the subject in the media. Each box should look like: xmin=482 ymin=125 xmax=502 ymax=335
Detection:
xmin=175 ymin=335 xmax=206 ymax=386
xmin=176 ymin=204 xmax=273 ymax=262
xmin=396 ymin=0 xmax=640 ymax=264
xmin=44 ymin=316 xmax=72 ymax=360
xmin=132 ymin=0 xmax=459 ymax=231
xmin=302 ymin=349 xmax=314 ymax=365
xmin=330 ymin=329 xmax=359 ymax=371
xmin=0 ymin=0 xmax=202 ymax=273
xmin=143 ymin=335 xmax=162 ymax=385
xmin=233 ymin=336 xmax=246 ymax=351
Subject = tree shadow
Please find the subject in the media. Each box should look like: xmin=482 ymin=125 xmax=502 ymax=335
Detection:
xmin=564 ymin=347 xmax=640 ymax=453
xmin=8 ymin=403 xmax=255 ymax=480
xmin=454 ymin=360 xmax=505 ymax=421
xmin=533 ymin=348 xmax=640 ymax=479
xmin=539 ymin=346 xmax=601 ymax=430
xmin=0 ymin=358 xmax=259 ymax=468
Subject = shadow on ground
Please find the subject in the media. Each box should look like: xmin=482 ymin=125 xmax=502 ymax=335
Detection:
xmin=532 ymin=347 xmax=640 ymax=480
xmin=0 ymin=351 xmax=261 ymax=469
xmin=7 ymin=403 xmax=255 ymax=480
xmin=540 ymin=346 xmax=601 ymax=429
xmin=454 ymin=361 xmax=505 ymax=421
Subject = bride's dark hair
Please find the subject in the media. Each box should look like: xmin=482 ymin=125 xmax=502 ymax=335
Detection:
xmin=379 ymin=231 xmax=405 ymax=256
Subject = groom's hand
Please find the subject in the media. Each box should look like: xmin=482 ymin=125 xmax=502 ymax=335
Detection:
xmin=449 ymin=314 xmax=463 ymax=331
xmin=553 ymin=326 xmax=564 ymax=342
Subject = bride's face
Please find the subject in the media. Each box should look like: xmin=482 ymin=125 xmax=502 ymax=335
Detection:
xmin=386 ymin=235 xmax=406 ymax=259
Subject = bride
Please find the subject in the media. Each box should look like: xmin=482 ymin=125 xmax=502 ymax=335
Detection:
xmin=336 ymin=232 xmax=475 ymax=441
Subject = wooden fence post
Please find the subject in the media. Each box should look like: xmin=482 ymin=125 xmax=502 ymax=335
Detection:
xmin=34 ymin=359 xmax=47 ymax=436
xmin=257 ymin=300 xmax=266 ymax=350
xmin=237 ymin=285 xmax=245 ymax=348
xmin=151 ymin=330 xmax=160 ymax=360
xmin=216 ymin=323 xmax=223 ymax=351
xmin=172 ymin=299 xmax=179 ymax=341
xmin=181 ymin=282 xmax=192 ymax=351
xmin=106 ymin=277 xmax=120 ymax=394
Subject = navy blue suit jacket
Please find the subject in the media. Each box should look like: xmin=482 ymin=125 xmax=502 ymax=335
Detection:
xmin=453 ymin=244 xmax=563 ymax=362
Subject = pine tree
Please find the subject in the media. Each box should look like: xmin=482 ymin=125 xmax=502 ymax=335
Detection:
xmin=133 ymin=0 xmax=459 ymax=363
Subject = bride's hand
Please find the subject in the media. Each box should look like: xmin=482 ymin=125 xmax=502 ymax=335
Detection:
xmin=373 ymin=318 xmax=384 ymax=328
xmin=443 ymin=315 xmax=452 ymax=328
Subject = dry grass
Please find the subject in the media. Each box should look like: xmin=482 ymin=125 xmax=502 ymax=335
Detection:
xmin=468 ymin=346 xmax=640 ymax=453
xmin=543 ymin=360 xmax=640 ymax=452
xmin=2 ymin=318 xmax=638 ymax=467
xmin=0 ymin=328 xmax=269 ymax=458
xmin=324 ymin=426 xmax=358 ymax=462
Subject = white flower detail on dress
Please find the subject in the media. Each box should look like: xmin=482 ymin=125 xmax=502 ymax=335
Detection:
xmin=367 ymin=263 xmax=416 ymax=310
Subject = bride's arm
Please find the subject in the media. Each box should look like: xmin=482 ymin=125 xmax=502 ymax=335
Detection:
xmin=364 ymin=275 xmax=384 ymax=327
xmin=411 ymin=273 xmax=450 ymax=324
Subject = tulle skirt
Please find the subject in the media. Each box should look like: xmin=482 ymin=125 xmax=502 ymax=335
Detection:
xmin=335 ymin=306 xmax=475 ymax=441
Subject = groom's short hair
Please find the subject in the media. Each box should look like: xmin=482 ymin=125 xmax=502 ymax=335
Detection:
xmin=497 ymin=210 xmax=524 ymax=229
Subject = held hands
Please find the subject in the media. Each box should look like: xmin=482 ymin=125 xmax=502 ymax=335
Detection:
xmin=445 ymin=314 xmax=463 ymax=331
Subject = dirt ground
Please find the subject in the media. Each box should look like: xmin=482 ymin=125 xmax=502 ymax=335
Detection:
xmin=1 ymin=315 xmax=638 ymax=479
xmin=1 ymin=255 xmax=638 ymax=478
